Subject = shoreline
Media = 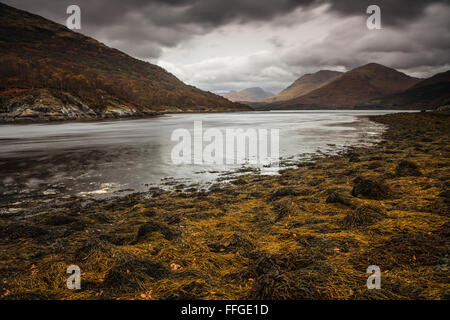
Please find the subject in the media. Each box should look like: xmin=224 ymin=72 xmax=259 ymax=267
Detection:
xmin=0 ymin=109 xmax=255 ymax=125
xmin=0 ymin=108 xmax=418 ymax=125
xmin=0 ymin=111 xmax=448 ymax=300
xmin=0 ymin=112 xmax=163 ymax=125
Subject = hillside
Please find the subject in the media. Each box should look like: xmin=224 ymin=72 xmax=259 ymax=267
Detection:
xmin=365 ymin=70 xmax=450 ymax=110
xmin=265 ymin=70 xmax=342 ymax=103
xmin=0 ymin=3 xmax=250 ymax=122
xmin=265 ymin=63 xmax=421 ymax=110
xmin=221 ymin=87 xmax=274 ymax=102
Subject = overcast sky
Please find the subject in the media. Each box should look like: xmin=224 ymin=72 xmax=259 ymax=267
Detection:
xmin=3 ymin=0 xmax=450 ymax=94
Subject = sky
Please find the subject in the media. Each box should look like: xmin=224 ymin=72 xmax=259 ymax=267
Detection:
xmin=3 ymin=0 xmax=450 ymax=94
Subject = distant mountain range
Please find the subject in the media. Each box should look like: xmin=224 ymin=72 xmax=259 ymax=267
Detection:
xmin=221 ymin=87 xmax=274 ymax=102
xmin=0 ymin=3 xmax=250 ymax=122
xmin=256 ymin=63 xmax=449 ymax=110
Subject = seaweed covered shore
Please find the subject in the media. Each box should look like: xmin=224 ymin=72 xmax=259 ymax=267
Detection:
xmin=0 ymin=111 xmax=449 ymax=300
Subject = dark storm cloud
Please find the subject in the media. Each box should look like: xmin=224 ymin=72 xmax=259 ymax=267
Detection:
xmin=325 ymin=0 xmax=443 ymax=25
xmin=2 ymin=0 xmax=316 ymax=27
xmin=178 ymin=0 xmax=316 ymax=26
xmin=2 ymin=0 xmax=449 ymax=91
xmin=12 ymin=0 xmax=447 ymax=26
xmin=152 ymin=0 xmax=447 ymax=27
xmin=3 ymin=0 xmax=448 ymax=57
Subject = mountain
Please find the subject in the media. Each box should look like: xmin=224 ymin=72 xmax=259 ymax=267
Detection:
xmin=0 ymin=3 xmax=250 ymax=122
xmin=365 ymin=70 xmax=450 ymax=109
xmin=265 ymin=70 xmax=342 ymax=103
xmin=264 ymin=63 xmax=421 ymax=110
xmin=221 ymin=87 xmax=274 ymax=102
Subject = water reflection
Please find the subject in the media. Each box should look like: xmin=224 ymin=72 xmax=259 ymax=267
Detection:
xmin=0 ymin=110 xmax=404 ymax=197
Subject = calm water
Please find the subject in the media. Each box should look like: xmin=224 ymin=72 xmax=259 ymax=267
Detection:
xmin=0 ymin=111 xmax=403 ymax=197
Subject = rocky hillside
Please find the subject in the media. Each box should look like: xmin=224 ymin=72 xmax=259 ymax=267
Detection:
xmin=365 ymin=70 xmax=450 ymax=110
xmin=0 ymin=89 xmax=148 ymax=122
xmin=221 ymin=87 xmax=274 ymax=102
xmin=0 ymin=3 xmax=250 ymax=122
xmin=265 ymin=70 xmax=342 ymax=103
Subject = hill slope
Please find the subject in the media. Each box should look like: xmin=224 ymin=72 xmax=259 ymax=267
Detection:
xmin=266 ymin=63 xmax=421 ymax=110
xmin=265 ymin=70 xmax=342 ymax=103
xmin=366 ymin=70 xmax=450 ymax=109
xmin=221 ymin=87 xmax=274 ymax=102
xmin=0 ymin=3 xmax=249 ymax=121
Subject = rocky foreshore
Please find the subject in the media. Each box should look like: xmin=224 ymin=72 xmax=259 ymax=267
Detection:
xmin=0 ymin=111 xmax=448 ymax=300
xmin=0 ymin=88 xmax=253 ymax=124
xmin=0 ymin=89 xmax=165 ymax=123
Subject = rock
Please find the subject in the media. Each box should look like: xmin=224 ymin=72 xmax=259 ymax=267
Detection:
xmin=395 ymin=160 xmax=422 ymax=177
xmin=0 ymin=89 xmax=159 ymax=123
xmin=351 ymin=177 xmax=391 ymax=199
xmin=0 ymin=89 xmax=97 ymax=122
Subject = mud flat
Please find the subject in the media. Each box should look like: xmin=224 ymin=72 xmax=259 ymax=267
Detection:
xmin=0 ymin=111 xmax=449 ymax=300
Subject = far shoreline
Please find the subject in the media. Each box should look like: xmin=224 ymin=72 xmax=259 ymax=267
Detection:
xmin=0 ymin=108 xmax=421 ymax=125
